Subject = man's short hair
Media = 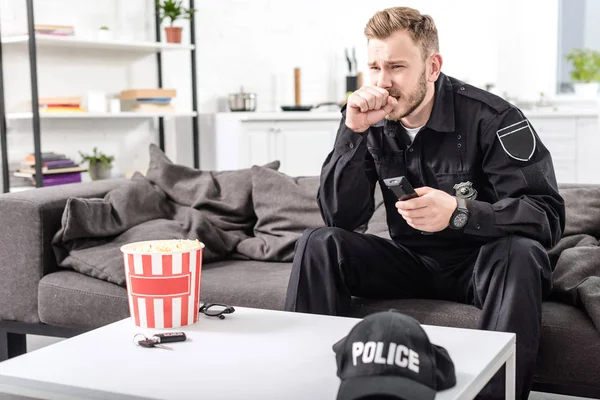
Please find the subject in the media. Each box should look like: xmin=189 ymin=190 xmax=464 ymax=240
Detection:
xmin=364 ymin=7 xmax=439 ymax=59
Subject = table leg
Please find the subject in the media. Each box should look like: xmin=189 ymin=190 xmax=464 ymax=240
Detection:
xmin=505 ymin=345 xmax=516 ymax=400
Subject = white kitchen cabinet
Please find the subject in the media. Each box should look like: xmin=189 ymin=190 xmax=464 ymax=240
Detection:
xmin=527 ymin=113 xmax=599 ymax=184
xmin=240 ymin=121 xmax=277 ymax=168
xmin=200 ymin=112 xmax=340 ymax=177
xmin=273 ymin=122 xmax=338 ymax=176
xmin=574 ymin=117 xmax=600 ymax=184
xmin=200 ymin=111 xmax=600 ymax=184
xmin=528 ymin=117 xmax=578 ymax=183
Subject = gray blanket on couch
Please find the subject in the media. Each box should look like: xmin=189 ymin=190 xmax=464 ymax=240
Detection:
xmin=547 ymin=186 xmax=600 ymax=331
xmin=52 ymin=144 xmax=324 ymax=287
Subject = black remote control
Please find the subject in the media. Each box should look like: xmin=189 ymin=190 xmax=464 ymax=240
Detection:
xmin=383 ymin=176 xmax=419 ymax=201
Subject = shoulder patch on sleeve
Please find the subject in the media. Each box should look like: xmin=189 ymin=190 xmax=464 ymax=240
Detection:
xmin=455 ymin=84 xmax=512 ymax=114
xmin=496 ymin=117 xmax=536 ymax=162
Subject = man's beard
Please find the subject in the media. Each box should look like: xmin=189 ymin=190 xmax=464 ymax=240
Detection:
xmin=386 ymin=69 xmax=428 ymax=121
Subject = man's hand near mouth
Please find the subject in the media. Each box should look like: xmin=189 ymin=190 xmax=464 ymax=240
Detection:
xmin=345 ymin=86 xmax=398 ymax=133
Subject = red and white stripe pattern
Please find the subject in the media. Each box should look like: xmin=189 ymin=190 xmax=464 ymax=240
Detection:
xmin=123 ymin=249 xmax=202 ymax=328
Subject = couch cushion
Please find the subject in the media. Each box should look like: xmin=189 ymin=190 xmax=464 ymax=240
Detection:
xmin=534 ymin=301 xmax=600 ymax=390
xmin=38 ymin=270 xmax=129 ymax=329
xmin=39 ymin=260 xmax=293 ymax=329
xmin=200 ymin=260 xmax=292 ymax=311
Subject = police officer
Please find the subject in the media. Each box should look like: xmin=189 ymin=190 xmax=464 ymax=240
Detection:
xmin=284 ymin=6 xmax=565 ymax=400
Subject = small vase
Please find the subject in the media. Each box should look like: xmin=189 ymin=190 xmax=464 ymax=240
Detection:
xmin=97 ymin=30 xmax=112 ymax=41
xmin=165 ymin=26 xmax=183 ymax=43
xmin=573 ymin=82 xmax=599 ymax=98
xmin=89 ymin=164 xmax=112 ymax=181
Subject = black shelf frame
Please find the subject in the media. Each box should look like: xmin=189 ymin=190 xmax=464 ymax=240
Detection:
xmin=0 ymin=0 xmax=199 ymax=193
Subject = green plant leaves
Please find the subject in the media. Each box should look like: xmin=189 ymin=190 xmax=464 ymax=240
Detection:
xmin=79 ymin=146 xmax=115 ymax=168
xmin=156 ymin=0 xmax=195 ymax=26
xmin=566 ymin=48 xmax=600 ymax=83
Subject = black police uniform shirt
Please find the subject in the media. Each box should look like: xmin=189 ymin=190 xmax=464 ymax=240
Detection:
xmin=318 ymin=72 xmax=566 ymax=266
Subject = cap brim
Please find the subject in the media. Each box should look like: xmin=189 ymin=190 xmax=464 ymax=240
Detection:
xmin=337 ymin=375 xmax=435 ymax=400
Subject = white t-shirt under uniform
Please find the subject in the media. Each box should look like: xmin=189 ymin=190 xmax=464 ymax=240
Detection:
xmin=402 ymin=123 xmax=424 ymax=143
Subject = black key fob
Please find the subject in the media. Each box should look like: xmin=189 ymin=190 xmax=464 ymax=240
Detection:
xmin=153 ymin=332 xmax=187 ymax=343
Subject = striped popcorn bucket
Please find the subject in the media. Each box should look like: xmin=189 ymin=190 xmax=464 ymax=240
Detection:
xmin=120 ymin=240 xmax=205 ymax=329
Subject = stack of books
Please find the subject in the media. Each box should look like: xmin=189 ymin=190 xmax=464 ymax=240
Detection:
xmin=120 ymin=89 xmax=176 ymax=113
xmin=39 ymin=96 xmax=85 ymax=113
xmin=34 ymin=24 xmax=75 ymax=37
xmin=14 ymin=152 xmax=87 ymax=187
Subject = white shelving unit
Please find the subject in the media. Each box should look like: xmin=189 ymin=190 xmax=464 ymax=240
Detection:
xmin=1 ymin=35 xmax=196 ymax=124
xmin=6 ymin=111 xmax=198 ymax=120
xmin=0 ymin=0 xmax=199 ymax=193
xmin=1 ymin=34 xmax=195 ymax=52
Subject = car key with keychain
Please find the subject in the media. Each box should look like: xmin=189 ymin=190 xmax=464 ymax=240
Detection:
xmin=134 ymin=332 xmax=187 ymax=349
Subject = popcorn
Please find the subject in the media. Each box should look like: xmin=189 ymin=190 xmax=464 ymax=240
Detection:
xmin=133 ymin=239 xmax=202 ymax=253
xmin=121 ymin=238 xmax=205 ymax=328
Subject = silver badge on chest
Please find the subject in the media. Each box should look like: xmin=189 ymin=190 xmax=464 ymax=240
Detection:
xmin=453 ymin=181 xmax=478 ymax=200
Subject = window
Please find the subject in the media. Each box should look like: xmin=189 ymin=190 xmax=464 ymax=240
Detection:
xmin=557 ymin=0 xmax=600 ymax=93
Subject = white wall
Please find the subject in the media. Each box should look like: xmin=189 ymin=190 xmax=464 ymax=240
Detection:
xmin=496 ymin=0 xmax=560 ymax=100
xmin=194 ymin=0 xmax=501 ymax=114
xmin=1 ymin=0 xmax=562 ymax=176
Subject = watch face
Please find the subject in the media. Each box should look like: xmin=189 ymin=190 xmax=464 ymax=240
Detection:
xmin=453 ymin=213 xmax=468 ymax=228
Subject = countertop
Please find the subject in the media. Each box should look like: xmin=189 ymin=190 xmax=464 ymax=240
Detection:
xmin=215 ymin=108 xmax=599 ymax=121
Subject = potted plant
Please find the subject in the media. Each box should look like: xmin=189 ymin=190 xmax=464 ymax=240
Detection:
xmin=156 ymin=0 xmax=195 ymax=43
xmin=97 ymin=25 xmax=112 ymax=41
xmin=566 ymin=48 xmax=600 ymax=97
xmin=79 ymin=147 xmax=115 ymax=180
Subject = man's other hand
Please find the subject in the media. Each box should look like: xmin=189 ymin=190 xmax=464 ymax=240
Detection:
xmin=345 ymin=86 xmax=398 ymax=133
xmin=395 ymin=187 xmax=458 ymax=232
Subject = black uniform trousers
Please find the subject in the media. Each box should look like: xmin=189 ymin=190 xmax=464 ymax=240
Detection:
xmin=284 ymin=227 xmax=552 ymax=400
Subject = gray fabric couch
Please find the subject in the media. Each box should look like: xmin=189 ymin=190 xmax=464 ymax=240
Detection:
xmin=1 ymin=178 xmax=599 ymax=399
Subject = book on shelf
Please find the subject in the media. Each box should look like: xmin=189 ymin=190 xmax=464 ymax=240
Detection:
xmin=120 ymin=89 xmax=177 ymax=112
xmin=24 ymin=151 xmax=67 ymax=164
xmin=13 ymin=171 xmax=82 ymax=187
xmin=38 ymin=96 xmax=84 ymax=112
xmin=40 ymin=106 xmax=86 ymax=112
xmin=16 ymin=166 xmax=87 ymax=175
xmin=19 ymin=152 xmax=86 ymax=176
xmin=34 ymin=24 xmax=75 ymax=36
xmin=123 ymin=102 xmax=175 ymax=112
xmin=120 ymin=89 xmax=176 ymax=100
xmin=23 ymin=159 xmax=77 ymax=170
xmin=39 ymin=96 xmax=82 ymax=105
xmin=41 ymin=159 xmax=77 ymax=169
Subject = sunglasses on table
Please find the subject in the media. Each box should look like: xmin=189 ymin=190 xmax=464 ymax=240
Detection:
xmin=199 ymin=303 xmax=235 ymax=319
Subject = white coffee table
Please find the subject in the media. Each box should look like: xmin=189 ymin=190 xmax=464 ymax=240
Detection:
xmin=0 ymin=307 xmax=515 ymax=400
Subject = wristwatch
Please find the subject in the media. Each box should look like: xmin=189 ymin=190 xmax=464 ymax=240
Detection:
xmin=449 ymin=197 xmax=469 ymax=230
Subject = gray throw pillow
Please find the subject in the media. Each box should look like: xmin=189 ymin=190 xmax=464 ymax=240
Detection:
xmin=235 ymin=166 xmax=324 ymax=261
xmin=145 ymin=144 xmax=280 ymax=232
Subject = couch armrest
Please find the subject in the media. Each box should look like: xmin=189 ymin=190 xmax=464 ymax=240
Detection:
xmin=0 ymin=179 xmax=129 ymax=323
